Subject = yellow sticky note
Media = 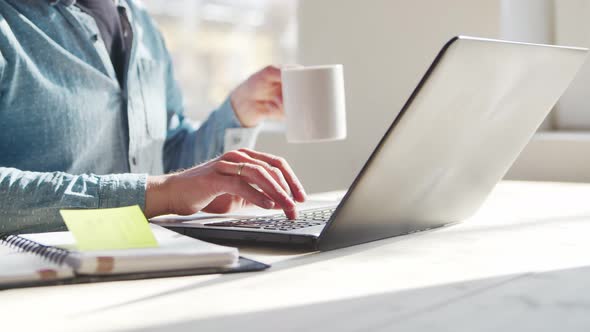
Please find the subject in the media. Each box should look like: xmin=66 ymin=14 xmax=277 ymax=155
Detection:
xmin=60 ymin=205 xmax=158 ymax=251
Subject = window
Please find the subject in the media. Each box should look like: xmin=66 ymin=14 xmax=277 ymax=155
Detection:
xmin=144 ymin=0 xmax=298 ymax=121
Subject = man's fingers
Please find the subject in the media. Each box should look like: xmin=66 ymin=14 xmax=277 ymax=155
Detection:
xmin=225 ymin=178 xmax=275 ymax=210
xmin=215 ymin=160 xmax=247 ymax=177
xmin=272 ymin=97 xmax=284 ymax=114
xmin=221 ymin=151 xmax=291 ymax=195
xmin=275 ymin=84 xmax=284 ymax=104
xmin=238 ymin=149 xmax=306 ymax=203
xmin=264 ymin=102 xmax=285 ymax=120
xmin=215 ymin=160 xmax=297 ymax=219
xmin=257 ymin=100 xmax=282 ymax=118
xmin=261 ymin=65 xmax=281 ymax=83
xmin=238 ymin=164 xmax=297 ymax=219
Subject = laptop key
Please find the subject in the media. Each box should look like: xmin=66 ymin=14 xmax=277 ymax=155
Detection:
xmin=204 ymin=207 xmax=335 ymax=230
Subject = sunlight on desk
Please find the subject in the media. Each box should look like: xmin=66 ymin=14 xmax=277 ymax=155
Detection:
xmin=2 ymin=181 xmax=590 ymax=331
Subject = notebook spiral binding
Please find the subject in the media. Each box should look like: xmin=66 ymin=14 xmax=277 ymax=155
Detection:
xmin=0 ymin=233 xmax=71 ymax=265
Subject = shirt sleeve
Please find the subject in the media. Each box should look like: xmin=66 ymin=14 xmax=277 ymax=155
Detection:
xmin=161 ymin=42 xmax=261 ymax=172
xmin=0 ymin=167 xmax=147 ymax=234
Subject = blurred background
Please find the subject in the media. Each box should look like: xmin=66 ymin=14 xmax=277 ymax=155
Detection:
xmin=145 ymin=0 xmax=590 ymax=193
xmin=144 ymin=0 xmax=297 ymax=120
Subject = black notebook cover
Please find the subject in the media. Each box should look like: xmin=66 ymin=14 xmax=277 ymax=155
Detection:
xmin=0 ymin=256 xmax=269 ymax=290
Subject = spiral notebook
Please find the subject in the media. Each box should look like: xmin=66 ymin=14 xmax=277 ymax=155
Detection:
xmin=0 ymin=224 xmax=269 ymax=290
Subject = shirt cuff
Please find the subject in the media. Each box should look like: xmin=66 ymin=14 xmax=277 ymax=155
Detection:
xmin=217 ymin=96 xmax=262 ymax=152
xmin=224 ymin=126 xmax=261 ymax=152
xmin=97 ymin=173 xmax=148 ymax=211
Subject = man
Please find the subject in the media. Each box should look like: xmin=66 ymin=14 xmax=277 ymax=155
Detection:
xmin=0 ymin=0 xmax=306 ymax=234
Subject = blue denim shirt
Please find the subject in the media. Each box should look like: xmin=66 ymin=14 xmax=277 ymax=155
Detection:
xmin=0 ymin=0 xmax=252 ymax=233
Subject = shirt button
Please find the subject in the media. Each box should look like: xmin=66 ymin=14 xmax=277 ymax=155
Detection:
xmin=132 ymin=157 xmax=137 ymax=166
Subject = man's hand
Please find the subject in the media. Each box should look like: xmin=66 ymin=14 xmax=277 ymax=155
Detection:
xmin=230 ymin=65 xmax=285 ymax=127
xmin=145 ymin=149 xmax=307 ymax=219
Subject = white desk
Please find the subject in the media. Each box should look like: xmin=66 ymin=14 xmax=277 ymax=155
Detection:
xmin=2 ymin=181 xmax=590 ymax=332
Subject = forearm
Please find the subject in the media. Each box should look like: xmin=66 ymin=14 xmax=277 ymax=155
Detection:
xmin=0 ymin=167 xmax=147 ymax=234
xmin=144 ymin=174 xmax=169 ymax=218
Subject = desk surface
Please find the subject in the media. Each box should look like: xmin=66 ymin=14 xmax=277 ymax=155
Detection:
xmin=3 ymin=181 xmax=590 ymax=332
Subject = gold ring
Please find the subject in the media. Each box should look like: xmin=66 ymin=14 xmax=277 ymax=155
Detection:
xmin=237 ymin=163 xmax=245 ymax=176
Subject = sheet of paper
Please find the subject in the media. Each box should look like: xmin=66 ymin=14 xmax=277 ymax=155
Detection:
xmin=60 ymin=205 xmax=158 ymax=251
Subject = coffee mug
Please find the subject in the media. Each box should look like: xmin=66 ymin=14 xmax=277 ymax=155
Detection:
xmin=281 ymin=64 xmax=347 ymax=143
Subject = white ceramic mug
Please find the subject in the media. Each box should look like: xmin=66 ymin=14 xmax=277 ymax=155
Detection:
xmin=281 ymin=64 xmax=347 ymax=143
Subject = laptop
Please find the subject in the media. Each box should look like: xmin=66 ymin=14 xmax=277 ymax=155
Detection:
xmin=157 ymin=36 xmax=588 ymax=251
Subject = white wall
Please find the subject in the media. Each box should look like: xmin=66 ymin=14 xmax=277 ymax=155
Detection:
xmin=500 ymin=0 xmax=555 ymax=130
xmin=256 ymin=0 xmax=500 ymax=193
xmin=553 ymin=0 xmax=590 ymax=130
xmin=500 ymin=0 xmax=553 ymax=44
xmin=504 ymin=0 xmax=590 ymax=182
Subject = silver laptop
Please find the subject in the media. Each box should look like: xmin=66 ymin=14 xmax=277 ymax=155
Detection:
xmin=160 ymin=36 xmax=588 ymax=251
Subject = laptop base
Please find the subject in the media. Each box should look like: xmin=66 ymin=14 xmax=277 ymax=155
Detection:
xmin=166 ymin=226 xmax=320 ymax=250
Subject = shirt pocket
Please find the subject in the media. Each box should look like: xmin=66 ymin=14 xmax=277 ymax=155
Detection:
xmin=137 ymin=58 xmax=167 ymax=140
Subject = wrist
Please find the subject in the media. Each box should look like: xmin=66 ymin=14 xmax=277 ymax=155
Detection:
xmin=230 ymin=89 xmax=259 ymax=128
xmin=145 ymin=175 xmax=172 ymax=218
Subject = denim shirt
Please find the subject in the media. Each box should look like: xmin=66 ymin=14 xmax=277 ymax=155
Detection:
xmin=0 ymin=0 xmax=256 ymax=233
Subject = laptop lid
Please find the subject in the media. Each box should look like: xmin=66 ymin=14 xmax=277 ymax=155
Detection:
xmin=317 ymin=36 xmax=588 ymax=251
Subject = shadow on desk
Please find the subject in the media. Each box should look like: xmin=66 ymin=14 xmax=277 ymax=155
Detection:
xmin=84 ymin=214 xmax=590 ymax=316
xmin=123 ymin=264 xmax=590 ymax=332
xmin=84 ymin=226 xmax=431 ymax=314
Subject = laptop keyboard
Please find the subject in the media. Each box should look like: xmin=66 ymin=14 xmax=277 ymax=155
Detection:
xmin=204 ymin=208 xmax=336 ymax=231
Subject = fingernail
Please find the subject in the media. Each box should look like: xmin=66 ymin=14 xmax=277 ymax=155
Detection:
xmin=263 ymin=200 xmax=275 ymax=209
xmin=287 ymin=208 xmax=298 ymax=218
